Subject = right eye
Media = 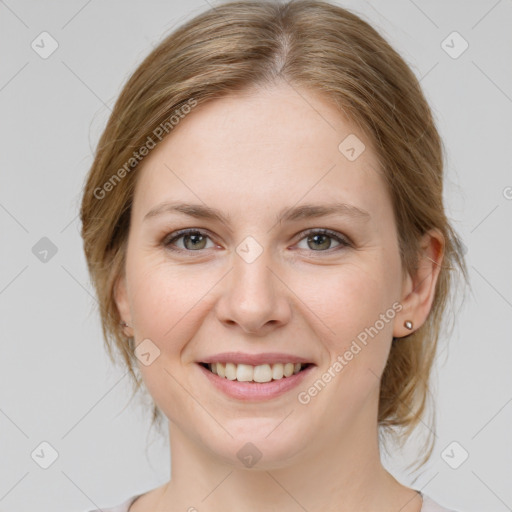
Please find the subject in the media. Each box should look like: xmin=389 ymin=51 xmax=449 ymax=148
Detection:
xmin=163 ymin=229 xmax=217 ymax=252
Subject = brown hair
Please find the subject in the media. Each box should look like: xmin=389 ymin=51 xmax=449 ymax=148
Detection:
xmin=80 ymin=0 xmax=468 ymax=469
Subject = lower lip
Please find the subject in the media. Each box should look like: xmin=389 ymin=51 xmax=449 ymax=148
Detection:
xmin=197 ymin=363 xmax=314 ymax=401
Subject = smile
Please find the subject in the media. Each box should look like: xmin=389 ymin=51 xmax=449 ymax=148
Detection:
xmin=197 ymin=361 xmax=315 ymax=401
xmin=201 ymin=362 xmax=310 ymax=383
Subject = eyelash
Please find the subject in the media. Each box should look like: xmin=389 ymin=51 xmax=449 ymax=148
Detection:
xmin=162 ymin=228 xmax=351 ymax=255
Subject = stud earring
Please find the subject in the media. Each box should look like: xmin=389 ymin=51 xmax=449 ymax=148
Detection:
xmin=404 ymin=320 xmax=413 ymax=330
xmin=119 ymin=320 xmax=133 ymax=339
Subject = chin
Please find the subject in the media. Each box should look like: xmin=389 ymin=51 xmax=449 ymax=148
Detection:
xmin=198 ymin=423 xmax=311 ymax=471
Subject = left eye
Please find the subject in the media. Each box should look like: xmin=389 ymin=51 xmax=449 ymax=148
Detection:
xmin=295 ymin=229 xmax=349 ymax=252
xmin=163 ymin=229 xmax=350 ymax=253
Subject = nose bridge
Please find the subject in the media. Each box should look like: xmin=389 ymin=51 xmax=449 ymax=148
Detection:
xmin=216 ymin=235 xmax=290 ymax=332
xmin=233 ymin=245 xmax=273 ymax=296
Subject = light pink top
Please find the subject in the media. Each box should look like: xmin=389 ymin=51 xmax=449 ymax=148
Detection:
xmin=86 ymin=491 xmax=458 ymax=511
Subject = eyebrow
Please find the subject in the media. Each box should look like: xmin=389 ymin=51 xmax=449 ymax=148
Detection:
xmin=143 ymin=201 xmax=371 ymax=225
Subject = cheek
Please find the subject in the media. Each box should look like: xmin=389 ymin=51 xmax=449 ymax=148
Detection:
xmin=299 ymin=265 xmax=399 ymax=418
xmin=307 ymin=260 xmax=402 ymax=407
xmin=127 ymin=261 xmax=209 ymax=423
xmin=311 ymin=261 xmax=399 ymax=345
xmin=127 ymin=257 xmax=217 ymax=354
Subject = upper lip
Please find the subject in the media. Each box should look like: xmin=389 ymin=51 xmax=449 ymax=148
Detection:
xmin=199 ymin=352 xmax=315 ymax=366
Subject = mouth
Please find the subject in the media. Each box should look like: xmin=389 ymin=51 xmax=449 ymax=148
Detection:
xmin=196 ymin=360 xmax=315 ymax=401
xmin=198 ymin=361 xmax=314 ymax=383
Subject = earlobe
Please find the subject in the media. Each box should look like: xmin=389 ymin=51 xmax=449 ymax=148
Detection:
xmin=393 ymin=229 xmax=444 ymax=338
xmin=114 ymin=273 xmax=133 ymax=336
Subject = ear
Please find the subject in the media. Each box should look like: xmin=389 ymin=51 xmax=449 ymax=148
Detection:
xmin=114 ymin=272 xmax=134 ymax=337
xmin=393 ymin=228 xmax=445 ymax=338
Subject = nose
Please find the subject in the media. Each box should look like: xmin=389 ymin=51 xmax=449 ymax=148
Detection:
xmin=215 ymin=246 xmax=292 ymax=335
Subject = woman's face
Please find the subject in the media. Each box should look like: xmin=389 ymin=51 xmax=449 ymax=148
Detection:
xmin=115 ymin=82 xmax=411 ymax=468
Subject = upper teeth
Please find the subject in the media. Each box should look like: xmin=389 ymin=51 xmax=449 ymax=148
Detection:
xmin=208 ymin=362 xmax=303 ymax=382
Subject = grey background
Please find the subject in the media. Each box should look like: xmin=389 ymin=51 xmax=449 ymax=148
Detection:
xmin=1 ymin=0 xmax=511 ymax=511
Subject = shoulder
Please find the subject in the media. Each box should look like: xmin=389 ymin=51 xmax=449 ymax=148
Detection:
xmin=85 ymin=493 xmax=142 ymax=512
xmin=421 ymin=493 xmax=459 ymax=512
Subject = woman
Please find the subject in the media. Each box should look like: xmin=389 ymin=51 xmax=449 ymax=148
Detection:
xmin=80 ymin=1 xmax=467 ymax=510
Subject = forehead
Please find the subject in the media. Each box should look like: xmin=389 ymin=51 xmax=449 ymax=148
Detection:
xmin=131 ymin=83 xmax=389 ymax=223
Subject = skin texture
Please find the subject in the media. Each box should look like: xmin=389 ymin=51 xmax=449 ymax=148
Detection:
xmin=115 ymin=80 xmax=443 ymax=512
